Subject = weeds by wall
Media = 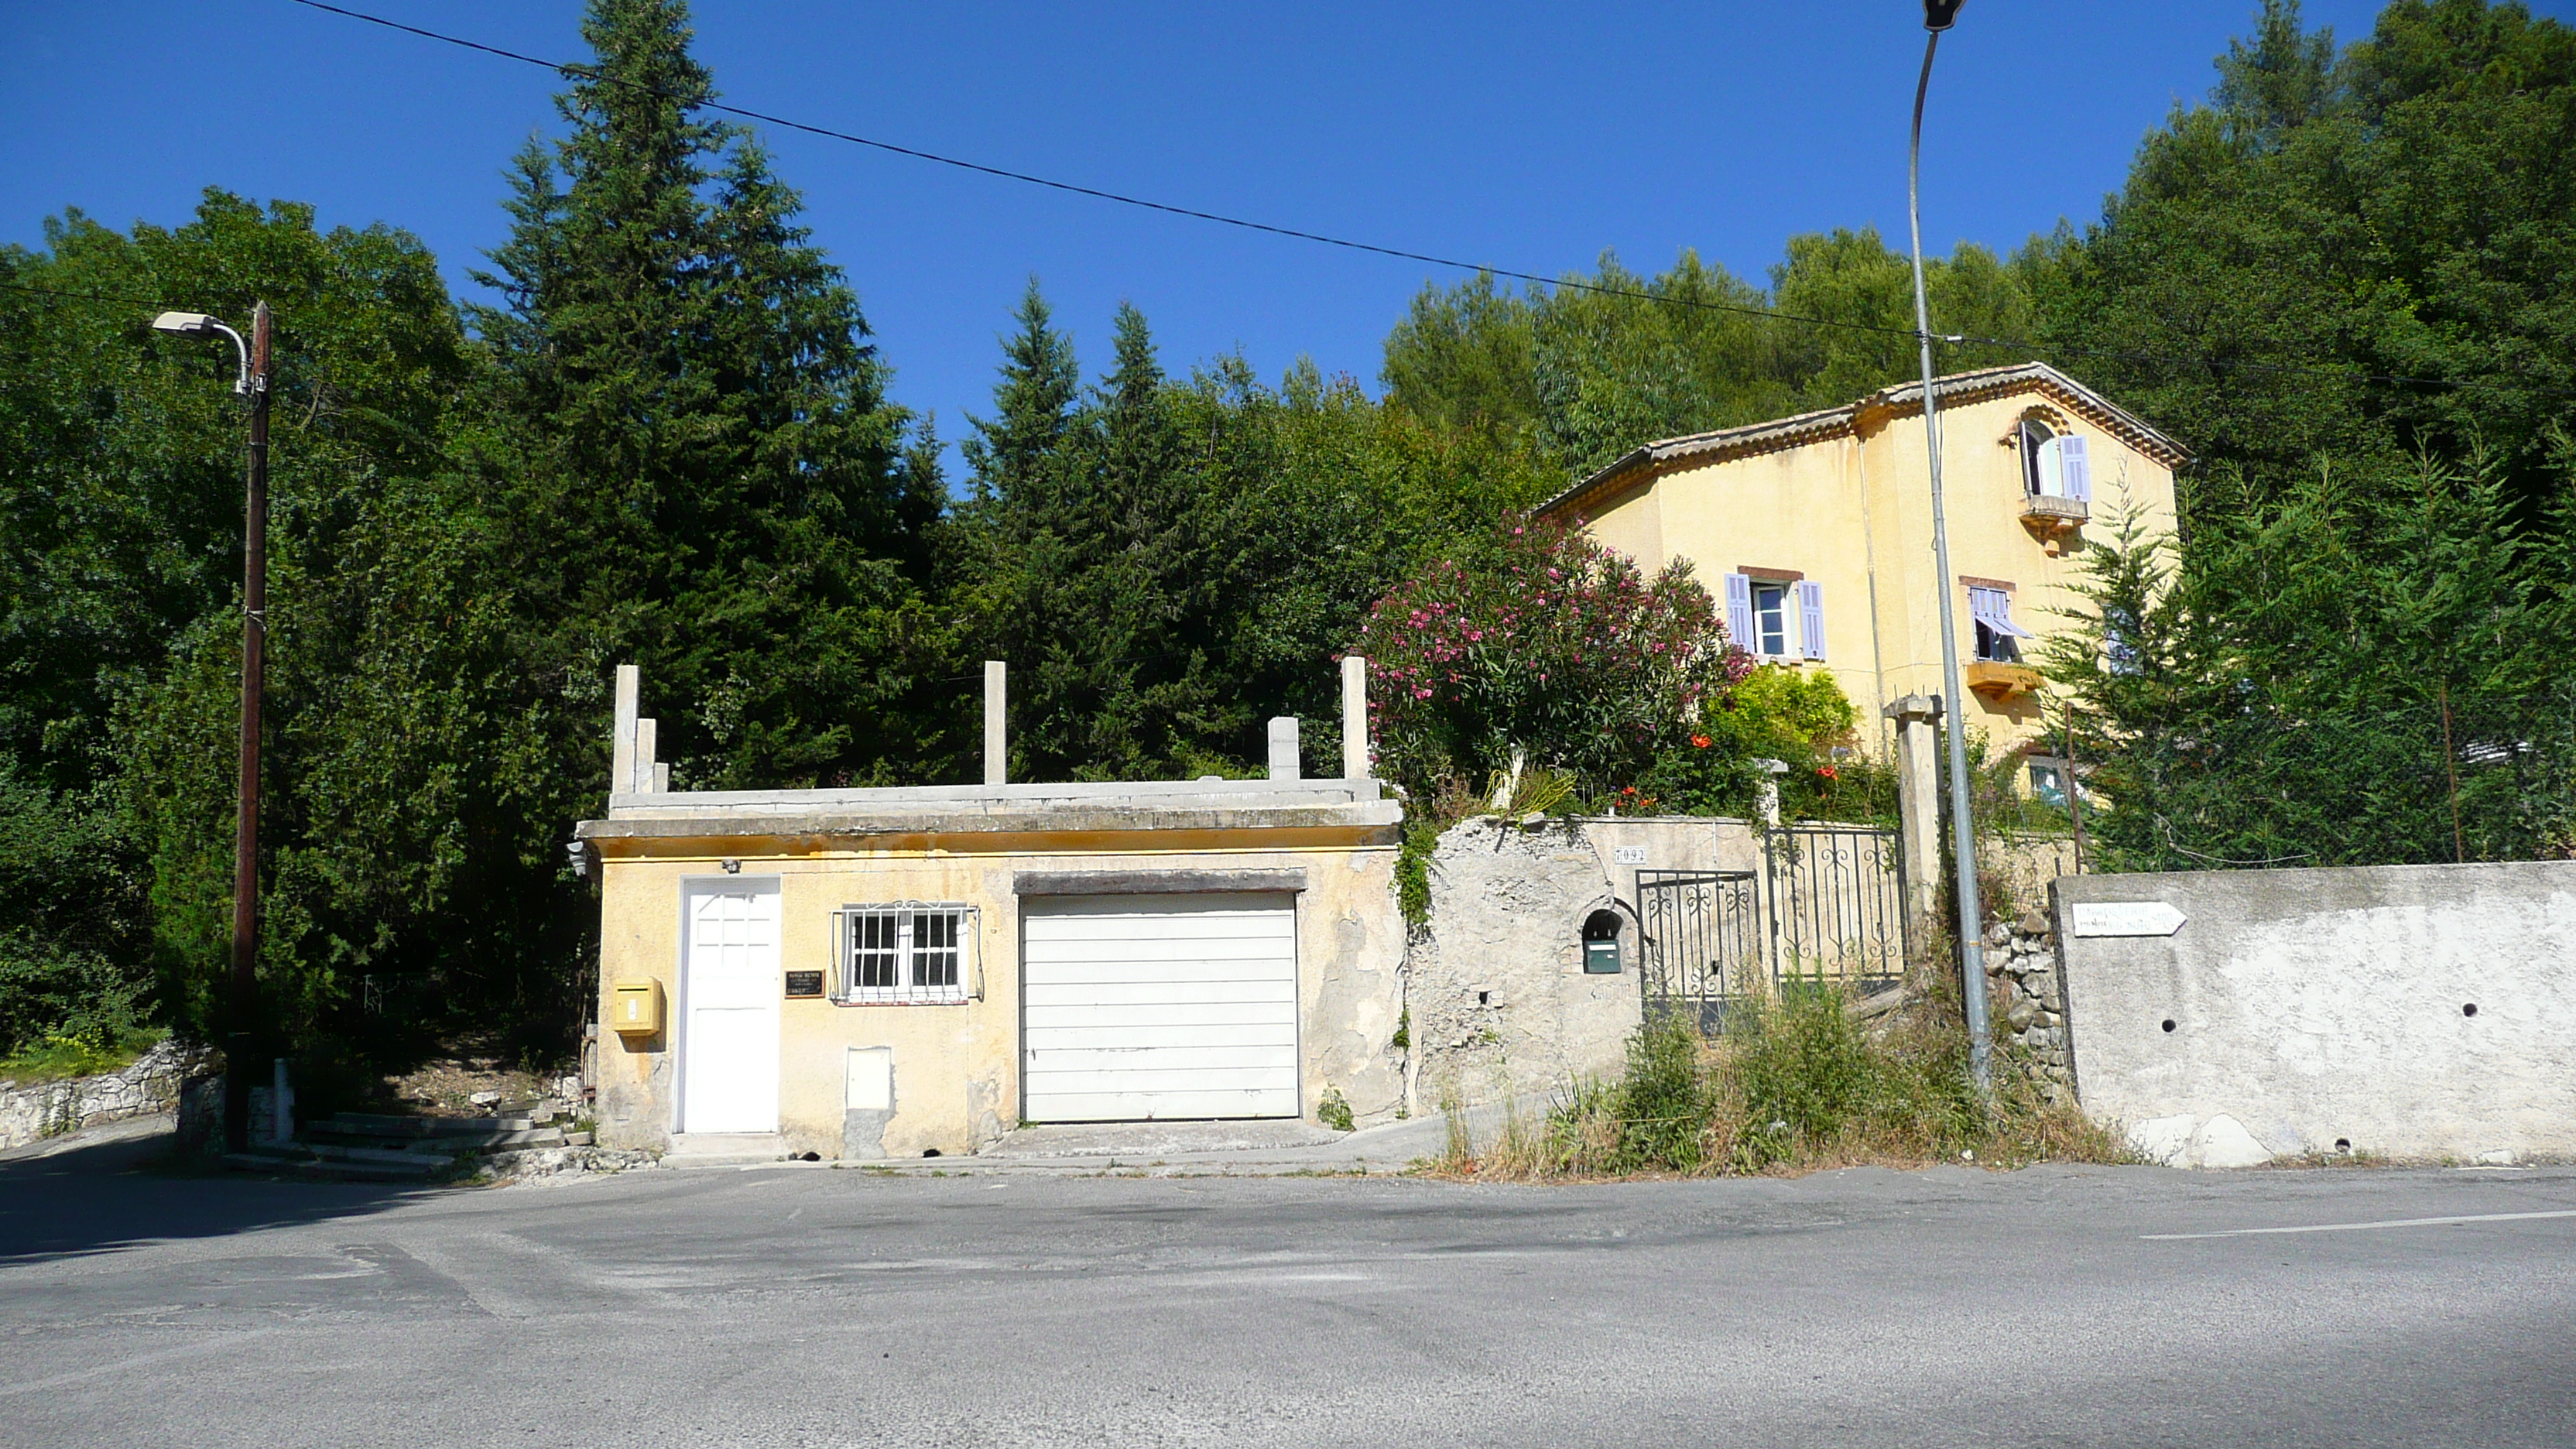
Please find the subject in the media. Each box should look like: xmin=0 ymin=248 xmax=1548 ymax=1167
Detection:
xmin=1440 ymin=977 xmax=2129 ymax=1180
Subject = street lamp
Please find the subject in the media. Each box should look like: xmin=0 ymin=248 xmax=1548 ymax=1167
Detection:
xmin=1901 ymin=2 xmax=1995 ymax=1093
xmin=155 ymin=301 xmax=273 ymax=1153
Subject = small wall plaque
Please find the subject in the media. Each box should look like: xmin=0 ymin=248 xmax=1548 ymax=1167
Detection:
xmin=1614 ymin=846 xmax=1649 ymax=865
xmin=783 ymin=970 xmax=826 ymax=999
xmin=2070 ymin=901 xmax=2188 ymax=938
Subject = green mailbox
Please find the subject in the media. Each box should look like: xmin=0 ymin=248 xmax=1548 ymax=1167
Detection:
xmin=1581 ymin=909 xmax=1623 ymax=974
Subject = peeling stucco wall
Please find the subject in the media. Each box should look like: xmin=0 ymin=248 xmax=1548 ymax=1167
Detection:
xmin=1406 ymin=817 xmax=1641 ymax=1112
xmin=2058 ymin=862 xmax=2576 ymax=1166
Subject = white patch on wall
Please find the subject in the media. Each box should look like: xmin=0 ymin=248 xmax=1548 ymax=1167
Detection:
xmin=1613 ymin=846 xmax=1649 ymax=865
xmin=847 ymin=1046 xmax=893 ymax=1112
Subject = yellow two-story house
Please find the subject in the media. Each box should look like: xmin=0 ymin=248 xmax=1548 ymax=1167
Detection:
xmin=1535 ymin=362 xmax=2184 ymax=796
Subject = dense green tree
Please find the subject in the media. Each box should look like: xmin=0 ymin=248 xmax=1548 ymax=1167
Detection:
xmin=0 ymin=191 xmax=548 ymax=1046
xmin=2040 ymin=450 xmax=2576 ymax=868
xmin=951 ymin=288 xmax=1555 ymax=783
xmin=471 ymin=0 xmax=947 ymax=800
xmin=1382 ymin=236 xmax=2035 ymax=479
xmin=2019 ymin=0 xmax=2576 ymax=506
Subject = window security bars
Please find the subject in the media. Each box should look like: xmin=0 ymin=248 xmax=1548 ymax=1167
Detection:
xmin=830 ymin=904 xmax=975 ymax=1004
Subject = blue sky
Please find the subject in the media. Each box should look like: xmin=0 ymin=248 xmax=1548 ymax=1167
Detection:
xmin=9 ymin=2 xmax=2564 ymax=460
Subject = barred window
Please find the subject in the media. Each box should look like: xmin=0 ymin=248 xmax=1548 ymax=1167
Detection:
xmin=833 ymin=905 xmax=975 ymax=1004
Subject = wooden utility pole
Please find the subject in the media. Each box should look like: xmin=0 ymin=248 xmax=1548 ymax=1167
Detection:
xmin=224 ymin=301 xmax=273 ymax=1154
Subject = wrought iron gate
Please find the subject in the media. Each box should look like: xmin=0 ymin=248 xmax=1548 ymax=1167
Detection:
xmin=1635 ymin=825 xmax=1909 ymax=1028
xmin=1636 ymin=868 xmax=1761 ymax=1032
xmin=1762 ymin=825 xmax=1910 ymax=995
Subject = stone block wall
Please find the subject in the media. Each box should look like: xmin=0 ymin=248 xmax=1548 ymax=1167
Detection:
xmin=1983 ymin=915 xmax=2075 ymax=1104
xmin=0 ymin=1039 xmax=207 ymax=1153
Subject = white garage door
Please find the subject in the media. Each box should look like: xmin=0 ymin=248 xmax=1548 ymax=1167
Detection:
xmin=1021 ymin=893 xmax=1300 ymax=1122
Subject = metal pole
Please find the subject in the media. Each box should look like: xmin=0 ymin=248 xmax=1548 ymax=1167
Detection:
xmin=2062 ymin=696 xmax=2088 ymax=873
xmin=223 ymin=301 xmax=272 ymax=1153
xmin=1905 ymin=33 xmax=1992 ymax=1094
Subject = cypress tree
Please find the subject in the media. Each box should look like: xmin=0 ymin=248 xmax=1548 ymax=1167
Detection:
xmin=471 ymin=0 xmax=940 ymax=792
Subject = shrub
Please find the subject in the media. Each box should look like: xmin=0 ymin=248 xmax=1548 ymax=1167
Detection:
xmin=1640 ymin=665 xmax=1891 ymax=822
xmin=1612 ymin=1010 xmax=1708 ymax=1171
xmin=1355 ymin=516 xmax=1749 ymax=799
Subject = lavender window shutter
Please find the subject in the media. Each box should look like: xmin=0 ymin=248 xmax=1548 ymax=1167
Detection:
xmin=2060 ymin=435 xmax=2092 ymax=502
xmin=1724 ymin=573 xmax=1755 ymax=650
xmin=1968 ymin=587 xmax=2002 ymax=632
xmin=1797 ymin=581 xmax=1826 ymax=660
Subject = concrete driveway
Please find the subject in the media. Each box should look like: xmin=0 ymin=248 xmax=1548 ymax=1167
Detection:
xmin=4 ymin=1123 xmax=2573 ymax=1447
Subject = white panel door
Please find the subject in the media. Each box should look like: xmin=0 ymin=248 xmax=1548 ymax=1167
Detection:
xmin=1022 ymin=893 xmax=1300 ymax=1122
xmin=681 ymin=882 xmax=781 ymax=1134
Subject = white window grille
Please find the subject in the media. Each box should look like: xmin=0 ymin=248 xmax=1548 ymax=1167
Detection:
xmin=828 ymin=903 xmax=977 ymax=1005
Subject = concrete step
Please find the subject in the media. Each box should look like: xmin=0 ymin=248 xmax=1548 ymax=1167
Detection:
xmin=307 ymin=1123 xmax=564 ymax=1151
xmin=221 ymin=1151 xmax=441 ymax=1183
xmin=661 ymin=1132 xmax=787 ymax=1169
xmin=303 ymin=1142 xmax=452 ymax=1168
xmin=319 ymin=1113 xmax=544 ymax=1136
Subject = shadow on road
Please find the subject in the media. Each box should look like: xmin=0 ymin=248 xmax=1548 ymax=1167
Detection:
xmin=0 ymin=1121 xmax=448 ymax=1267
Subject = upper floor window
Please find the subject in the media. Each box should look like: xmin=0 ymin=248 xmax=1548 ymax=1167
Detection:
xmin=1968 ymin=585 xmax=2034 ymax=663
xmin=2017 ymin=416 xmax=2093 ymax=502
xmin=1752 ymin=581 xmax=1789 ymax=656
xmin=1725 ymin=572 xmax=1827 ymax=662
xmin=833 ymin=904 xmax=975 ymax=1004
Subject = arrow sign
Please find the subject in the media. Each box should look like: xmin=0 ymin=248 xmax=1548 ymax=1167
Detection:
xmin=2070 ymin=901 xmax=2188 ymax=937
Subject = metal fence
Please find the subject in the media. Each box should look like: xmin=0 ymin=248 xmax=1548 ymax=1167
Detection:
xmin=1635 ymin=824 xmax=1910 ymax=1029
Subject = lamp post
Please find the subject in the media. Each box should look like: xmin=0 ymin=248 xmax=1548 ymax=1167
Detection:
xmin=1901 ymin=1 xmax=1994 ymax=1094
xmin=153 ymin=302 xmax=272 ymax=1152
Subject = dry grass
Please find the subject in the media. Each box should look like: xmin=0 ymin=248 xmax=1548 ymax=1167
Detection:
xmin=1434 ymin=978 xmax=2132 ymax=1183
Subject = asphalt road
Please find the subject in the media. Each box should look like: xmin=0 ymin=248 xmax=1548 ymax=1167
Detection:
xmin=5 ymin=1128 xmax=2574 ymax=1447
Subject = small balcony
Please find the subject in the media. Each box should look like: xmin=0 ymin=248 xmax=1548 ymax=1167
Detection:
xmin=1965 ymin=661 xmax=2043 ymax=701
xmin=2019 ymin=492 xmax=2088 ymax=542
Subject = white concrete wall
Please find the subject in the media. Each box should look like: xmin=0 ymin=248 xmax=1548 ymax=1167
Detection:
xmin=2057 ymin=862 xmax=2576 ymax=1166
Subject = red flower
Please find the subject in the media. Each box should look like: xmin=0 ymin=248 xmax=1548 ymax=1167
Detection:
xmin=1816 ymin=765 xmax=1838 ymax=779
xmin=1690 ymin=734 xmax=1712 ymax=748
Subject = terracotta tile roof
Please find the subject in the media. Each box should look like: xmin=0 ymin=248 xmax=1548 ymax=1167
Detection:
xmin=1533 ymin=361 xmax=2190 ymax=520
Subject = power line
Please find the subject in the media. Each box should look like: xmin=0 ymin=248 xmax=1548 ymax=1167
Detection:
xmin=281 ymin=1 xmax=2576 ymax=406
xmin=282 ymin=0 xmax=1927 ymax=347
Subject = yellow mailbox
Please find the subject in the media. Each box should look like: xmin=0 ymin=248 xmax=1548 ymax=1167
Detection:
xmin=610 ymin=978 xmax=664 ymax=1038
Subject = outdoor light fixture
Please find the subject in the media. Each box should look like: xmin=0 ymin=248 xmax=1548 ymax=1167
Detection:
xmin=156 ymin=300 xmax=272 ymax=1150
xmin=1923 ymin=0 xmax=1966 ymax=31
xmin=153 ymin=310 xmax=252 ymax=394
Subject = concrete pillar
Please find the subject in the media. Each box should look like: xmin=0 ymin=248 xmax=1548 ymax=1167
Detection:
xmin=983 ymin=661 xmax=1007 ymax=787
xmin=634 ymin=718 xmax=656 ymax=796
xmin=1341 ymin=655 xmax=1369 ymax=780
xmin=1753 ymin=758 xmax=1789 ymax=828
xmin=1883 ymin=693 xmax=1945 ymax=944
xmin=611 ymin=663 xmax=639 ymax=803
xmin=1267 ymin=717 xmax=1302 ymax=781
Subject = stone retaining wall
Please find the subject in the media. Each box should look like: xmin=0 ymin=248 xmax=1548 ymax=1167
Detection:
xmin=0 ymin=1040 xmax=207 ymax=1152
xmin=1983 ymin=915 xmax=2075 ymax=1103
